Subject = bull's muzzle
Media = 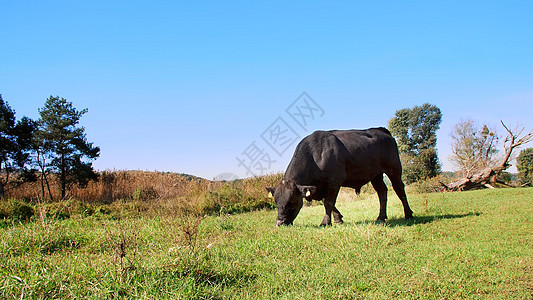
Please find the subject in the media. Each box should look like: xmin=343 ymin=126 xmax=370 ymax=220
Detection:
xmin=276 ymin=219 xmax=293 ymax=226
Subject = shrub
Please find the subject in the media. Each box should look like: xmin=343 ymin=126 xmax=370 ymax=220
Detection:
xmin=407 ymin=175 xmax=453 ymax=194
xmin=0 ymin=199 xmax=34 ymax=221
xmin=199 ymin=184 xmax=275 ymax=215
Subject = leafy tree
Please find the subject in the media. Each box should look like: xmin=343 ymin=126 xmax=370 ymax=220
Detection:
xmin=35 ymin=96 xmax=100 ymax=200
xmin=449 ymin=120 xmax=499 ymax=177
xmin=388 ymin=103 xmax=442 ymax=183
xmin=517 ymin=148 xmax=533 ymax=185
xmin=0 ymin=95 xmax=37 ymax=197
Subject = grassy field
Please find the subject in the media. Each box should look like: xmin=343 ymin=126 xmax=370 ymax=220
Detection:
xmin=1 ymin=188 xmax=532 ymax=299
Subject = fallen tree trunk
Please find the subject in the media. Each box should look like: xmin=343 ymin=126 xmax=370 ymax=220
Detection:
xmin=441 ymin=167 xmax=498 ymax=191
xmin=442 ymin=121 xmax=532 ymax=191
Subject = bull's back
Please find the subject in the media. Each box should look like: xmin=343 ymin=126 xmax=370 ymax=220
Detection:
xmin=331 ymin=128 xmax=402 ymax=175
xmin=285 ymin=128 xmax=402 ymax=186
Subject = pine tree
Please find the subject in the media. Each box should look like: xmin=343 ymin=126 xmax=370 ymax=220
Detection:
xmin=0 ymin=95 xmax=37 ymax=197
xmin=35 ymin=96 xmax=100 ymax=200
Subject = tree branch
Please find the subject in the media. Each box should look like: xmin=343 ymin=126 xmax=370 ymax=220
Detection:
xmin=444 ymin=121 xmax=532 ymax=192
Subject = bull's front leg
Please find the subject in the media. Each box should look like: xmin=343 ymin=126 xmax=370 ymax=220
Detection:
xmin=332 ymin=207 xmax=344 ymax=224
xmin=321 ymin=202 xmax=343 ymax=226
xmin=321 ymin=188 xmax=341 ymax=226
xmin=321 ymin=200 xmax=333 ymax=226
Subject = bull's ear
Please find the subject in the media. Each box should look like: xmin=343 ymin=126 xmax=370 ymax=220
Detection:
xmin=297 ymin=185 xmax=316 ymax=199
xmin=266 ymin=187 xmax=275 ymax=198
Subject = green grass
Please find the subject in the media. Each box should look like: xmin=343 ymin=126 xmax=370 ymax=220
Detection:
xmin=1 ymin=188 xmax=532 ymax=299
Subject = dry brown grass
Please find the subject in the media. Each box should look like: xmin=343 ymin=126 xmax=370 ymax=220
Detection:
xmin=5 ymin=170 xmax=213 ymax=202
xmin=3 ymin=171 xmax=284 ymax=216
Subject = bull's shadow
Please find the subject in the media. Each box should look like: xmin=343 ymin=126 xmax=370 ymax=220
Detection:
xmin=299 ymin=212 xmax=482 ymax=228
xmin=374 ymin=212 xmax=482 ymax=227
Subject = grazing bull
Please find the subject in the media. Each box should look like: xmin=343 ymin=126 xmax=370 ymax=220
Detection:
xmin=266 ymin=127 xmax=413 ymax=226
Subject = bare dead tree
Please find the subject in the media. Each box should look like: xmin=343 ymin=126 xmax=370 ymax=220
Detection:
xmin=449 ymin=120 xmax=499 ymax=178
xmin=442 ymin=121 xmax=533 ymax=191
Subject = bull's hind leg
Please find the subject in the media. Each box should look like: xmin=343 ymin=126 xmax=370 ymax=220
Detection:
xmin=371 ymin=175 xmax=388 ymax=222
xmin=388 ymin=173 xmax=414 ymax=220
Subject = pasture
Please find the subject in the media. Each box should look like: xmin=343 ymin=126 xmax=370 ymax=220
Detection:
xmin=1 ymin=188 xmax=532 ymax=299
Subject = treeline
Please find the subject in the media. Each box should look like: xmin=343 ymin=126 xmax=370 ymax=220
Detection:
xmin=0 ymin=95 xmax=99 ymax=200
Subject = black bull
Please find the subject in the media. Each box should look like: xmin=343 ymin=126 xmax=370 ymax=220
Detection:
xmin=266 ymin=128 xmax=414 ymax=226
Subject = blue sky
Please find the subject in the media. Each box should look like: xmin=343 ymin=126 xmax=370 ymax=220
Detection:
xmin=2 ymin=1 xmax=532 ymax=179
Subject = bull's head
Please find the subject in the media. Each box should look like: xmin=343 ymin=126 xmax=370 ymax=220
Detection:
xmin=266 ymin=180 xmax=316 ymax=226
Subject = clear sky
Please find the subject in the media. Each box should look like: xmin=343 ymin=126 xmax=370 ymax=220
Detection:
xmin=2 ymin=1 xmax=532 ymax=179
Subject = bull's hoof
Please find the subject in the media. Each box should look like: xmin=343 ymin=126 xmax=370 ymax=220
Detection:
xmin=405 ymin=215 xmax=414 ymax=220
xmin=321 ymin=216 xmax=332 ymax=226
xmin=375 ymin=218 xmax=386 ymax=225
xmin=334 ymin=219 xmax=344 ymax=225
